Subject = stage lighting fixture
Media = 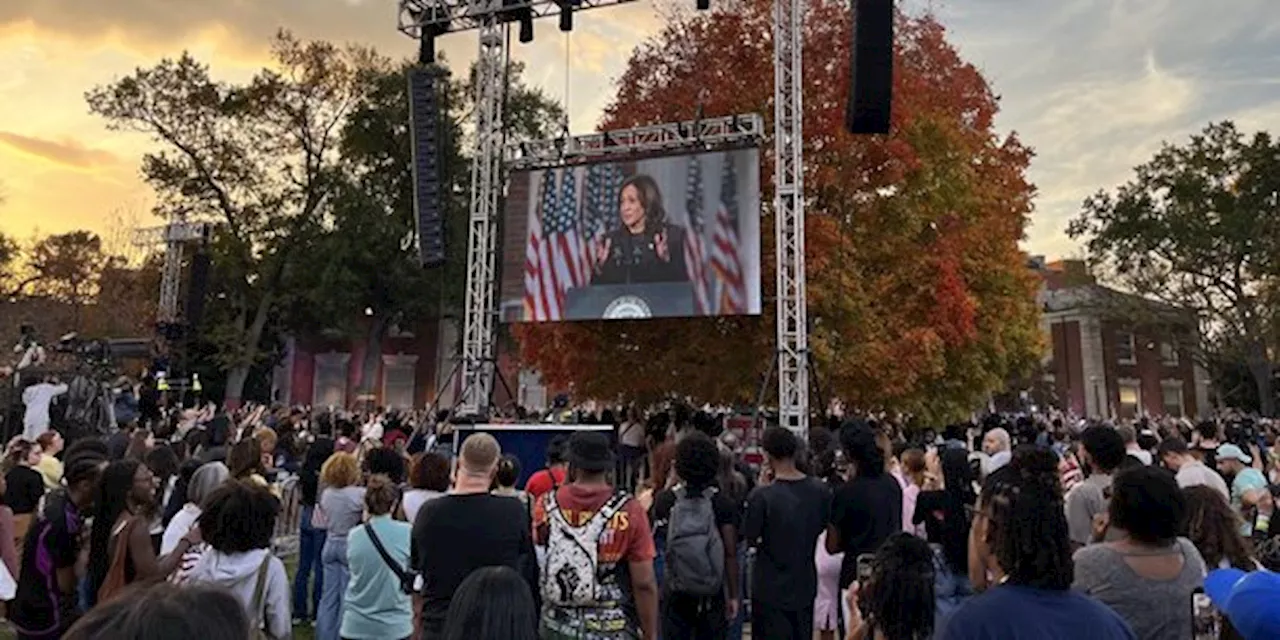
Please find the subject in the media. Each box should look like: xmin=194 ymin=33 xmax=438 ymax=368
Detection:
xmin=697 ymin=0 xmax=709 ymax=9
xmin=560 ymin=5 xmax=573 ymax=31
xmin=519 ymin=15 xmax=534 ymax=42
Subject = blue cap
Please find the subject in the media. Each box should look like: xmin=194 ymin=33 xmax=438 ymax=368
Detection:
xmin=1204 ymin=569 xmax=1280 ymax=640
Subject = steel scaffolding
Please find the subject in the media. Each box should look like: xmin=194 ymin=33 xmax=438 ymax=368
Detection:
xmin=399 ymin=0 xmax=811 ymax=434
xmin=772 ymin=0 xmax=809 ymax=434
xmin=131 ymin=217 xmax=212 ymax=324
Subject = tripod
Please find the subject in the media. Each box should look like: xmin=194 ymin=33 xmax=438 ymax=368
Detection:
xmin=426 ymin=356 xmax=517 ymax=422
xmin=751 ymin=350 xmax=827 ymax=443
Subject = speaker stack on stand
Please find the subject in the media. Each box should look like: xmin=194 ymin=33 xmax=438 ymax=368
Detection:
xmin=845 ymin=0 xmax=894 ymax=135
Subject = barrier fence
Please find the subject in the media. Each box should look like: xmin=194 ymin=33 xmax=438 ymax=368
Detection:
xmin=272 ymin=474 xmax=302 ymax=558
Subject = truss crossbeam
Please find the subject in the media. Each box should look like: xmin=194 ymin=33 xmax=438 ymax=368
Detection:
xmin=505 ymin=114 xmax=764 ymax=170
xmin=399 ymin=0 xmax=638 ymax=36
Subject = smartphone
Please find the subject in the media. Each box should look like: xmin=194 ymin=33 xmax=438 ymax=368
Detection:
xmin=1191 ymin=587 xmax=1220 ymax=640
xmin=856 ymin=553 xmax=876 ymax=586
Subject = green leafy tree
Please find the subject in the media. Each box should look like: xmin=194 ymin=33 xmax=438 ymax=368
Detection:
xmin=1069 ymin=121 xmax=1280 ymax=415
xmin=87 ymin=32 xmax=385 ymax=405
xmin=286 ymin=58 xmax=563 ymax=402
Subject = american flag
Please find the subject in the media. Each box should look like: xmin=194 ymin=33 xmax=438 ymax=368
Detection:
xmin=524 ymin=169 xmax=560 ymax=321
xmin=710 ymin=153 xmax=746 ymax=313
xmin=685 ymin=157 xmax=711 ymax=315
xmin=537 ymin=166 xmax=589 ymax=321
xmin=582 ymin=164 xmax=621 ymax=274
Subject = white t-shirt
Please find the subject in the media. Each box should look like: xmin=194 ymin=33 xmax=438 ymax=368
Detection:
xmin=1175 ymin=461 xmax=1230 ymax=500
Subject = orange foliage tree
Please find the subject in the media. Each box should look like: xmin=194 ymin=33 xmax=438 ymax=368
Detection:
xmin=513 ymin=1 xmax=1042 ymax=421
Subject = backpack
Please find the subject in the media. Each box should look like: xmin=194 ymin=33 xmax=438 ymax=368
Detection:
xmin=664 ymin=486 xmax=724 ymax=596
xmin=542 ymin=489 xmax=630 ymax=608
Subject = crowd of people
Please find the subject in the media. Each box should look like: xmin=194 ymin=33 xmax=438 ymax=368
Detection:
xmin=1 ymin=400 xmax=1279 ymax=640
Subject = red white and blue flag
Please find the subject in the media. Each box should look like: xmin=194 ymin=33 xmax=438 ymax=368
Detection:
xmin=685 ymin=157 xmax=711 ymax=315
xmin=710 ymin=154 xmax=746 ymax=313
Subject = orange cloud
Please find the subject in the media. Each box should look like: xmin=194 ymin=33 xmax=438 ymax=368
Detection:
xmin=0 ymin=131 xmax=119 ymax=169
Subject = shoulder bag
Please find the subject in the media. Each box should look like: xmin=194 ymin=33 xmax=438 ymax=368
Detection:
xmin=366 ymin=522 xmax=419 ymax=595
xmin=248 ymin=552 xmax=273 ymax=640
xmin=97 ymin=518 xmax=137 ymax=604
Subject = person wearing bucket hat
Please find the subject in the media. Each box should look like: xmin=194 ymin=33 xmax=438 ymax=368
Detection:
xmin=1204 ymin=568 xmax=1280 ymax=639
xmin=567 ymin=431 xmax=616 ymax=474
xmin=533 ymin=430 xmax=658 ymax=640
xmin=1214 ymin=444 xmax=1269 ymax=536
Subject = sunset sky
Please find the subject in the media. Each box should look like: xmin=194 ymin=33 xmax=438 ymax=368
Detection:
xmin=1 ymin=0 xmax=1277 ymax=260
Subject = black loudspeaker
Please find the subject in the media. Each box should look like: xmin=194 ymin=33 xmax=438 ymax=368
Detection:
xmin=408 ymin=66 xmax=446 ymax=268
xmin=186 ymin=252 xmax=211 ymax=328
xmin=845 ymin=0 xmax=894 ymax=135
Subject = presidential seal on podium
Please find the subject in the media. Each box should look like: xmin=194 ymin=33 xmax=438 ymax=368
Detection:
xmin=603 ymin=295 xmax=653 ymax=319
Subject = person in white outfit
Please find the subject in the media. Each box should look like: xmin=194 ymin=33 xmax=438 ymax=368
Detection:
xmin=184 ymin=479 xmax=293 ymax=639
xmin=23 ymin=377 xmax=67 ymax=441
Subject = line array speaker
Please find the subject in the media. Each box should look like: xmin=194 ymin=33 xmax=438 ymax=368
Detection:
xmin=408 ymin=66 xmax=446 ymax=268
xmin=845 ymin=0 xmax=894 ymax=135
xmin=185 ymin=252 xmax=211 ymax=328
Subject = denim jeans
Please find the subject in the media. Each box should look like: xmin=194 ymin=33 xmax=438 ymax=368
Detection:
xmin=316 ymin=537 xmax=350 ymax=640
xmin=727 ymin=545 xmax=746 ymax=640
xmin=293 ymin=505 xmax=327 ymax=620
xmin=932 ymin=544 xmax=973 ymax=630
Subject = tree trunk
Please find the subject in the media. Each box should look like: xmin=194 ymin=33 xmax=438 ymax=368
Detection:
xmin=223 ymin=292 xmax=274 ymax=410
xmin=356 ymin=315 xmax=390 ymax=411
xmin=1246 ymin=340 xmax=1275 ymax=417
xmin=223 ymin=366 xmax=251 ymax=411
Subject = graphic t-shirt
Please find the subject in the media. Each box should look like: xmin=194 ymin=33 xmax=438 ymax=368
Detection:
xmin=534 ymin=484 xmax=656 ymax=638
xmin=9 ymin=492 xmax=83 ymax=638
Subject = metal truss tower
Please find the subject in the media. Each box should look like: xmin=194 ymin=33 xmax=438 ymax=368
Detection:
xmin=399 ymin=0 xmax=811 ymax=434
xmin=772 ymin=0 xmax=809 ymax=435
xmin=132 ymin=216 xmax=211 ymax=324
xmin=454 ymin=17 xmax=508 ymax=415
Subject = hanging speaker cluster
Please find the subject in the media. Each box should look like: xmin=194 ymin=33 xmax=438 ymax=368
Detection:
xmin=408 ymin=66 xmax=446 ymax=268
xmin=845 ymin=0 xmax=894 ymax=135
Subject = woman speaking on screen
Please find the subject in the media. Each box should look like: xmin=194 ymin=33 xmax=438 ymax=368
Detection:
xmin=592 ymin=174 xmax=690 ymax=285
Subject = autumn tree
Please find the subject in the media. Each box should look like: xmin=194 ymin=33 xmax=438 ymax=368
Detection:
xmin=513 ymin=2 xmax=1042 ymax=421
xmin=88 ymin=33 xmax=383 ymax=406
xmin=1069 ymin=121 xmax=1280 ymax=416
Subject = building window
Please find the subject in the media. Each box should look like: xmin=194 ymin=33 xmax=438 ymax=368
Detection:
xmin=313 ymin=352 xmax=350 ymax=409
xmin=382 ymin=355 xmax=418 ymax=410
xmin=1160 ymin=340 xmax=1179 ymax=366
xmin=1115 ymin=331 xmax=1137 ymax=364
xmin=1162 ymin=384 xmax=1184 ymax=417
xmin=1118 ymin=382 xmax=1141 ymax=418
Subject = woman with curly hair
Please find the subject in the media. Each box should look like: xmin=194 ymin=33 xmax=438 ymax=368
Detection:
xmin=844 ymin=532 xmax=936 ymax=640
xmin=1181 ymin=485 xmax=1259 ymax=571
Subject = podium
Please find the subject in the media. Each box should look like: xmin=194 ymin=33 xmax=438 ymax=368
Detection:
xmin=563 ymin=283 xmax=697 ymax=320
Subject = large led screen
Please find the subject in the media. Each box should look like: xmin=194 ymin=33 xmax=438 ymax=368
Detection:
xmin=499 ymin=147 xmax=762 ymax=322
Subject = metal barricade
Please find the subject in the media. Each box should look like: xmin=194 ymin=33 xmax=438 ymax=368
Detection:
xmin=272 ymin=474 xmax=302 ymax=558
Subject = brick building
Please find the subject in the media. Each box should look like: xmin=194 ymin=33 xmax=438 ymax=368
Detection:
xmin=1033 ymin=257 xmax=1210 ymax=419
xmin=270 ymin=318 xmax=536 ymax=412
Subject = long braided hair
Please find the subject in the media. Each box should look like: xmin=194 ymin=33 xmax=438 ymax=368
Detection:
xmin=983 ymin=447 xmax=1073 ymax=590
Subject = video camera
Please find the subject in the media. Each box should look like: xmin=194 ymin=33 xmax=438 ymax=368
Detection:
xmin=52 ymin=333 xmax=153 ymax=364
